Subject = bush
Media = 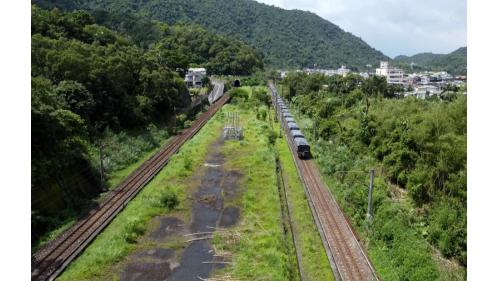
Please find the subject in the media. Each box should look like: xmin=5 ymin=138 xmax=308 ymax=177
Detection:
xmin=183 ymin=119 xmax=193 ymax=128
xmin=229 ymin=88 xmax=249 ymax=101
xmin=123 ymin=217 xmax=146 ymax=243
xmin=183 ymin=156 xmax=193 ymax=171
xmin=267 ymin=130 xmax=277 ymax=145
xmin=159 ymin=189 xmax=179 ymax=210
xmin=256 ymin=106 xmax=268 ymax=121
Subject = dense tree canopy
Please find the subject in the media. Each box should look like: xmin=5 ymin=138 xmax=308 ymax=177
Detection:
xmin=281 ymin=72 xmax=466 ymax=269
xmin=393 ymin=47 xmax=467 ymax=75
xmin=33 ymin=0 xmax=389 ymax=70
xmin=31 ymin=4 xmax=262 ymax=243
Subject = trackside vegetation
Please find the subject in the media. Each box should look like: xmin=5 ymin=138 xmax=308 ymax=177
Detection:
xmin=31 ymin=4 xmax=263 ymax=247
xmin=211 ymin=87 xmax=300 ymax=280
xmin=275 ymin=133 xmax=336 ymax=281
xmin=57 ymin=105 xmax=225 ymax=280
xmin=58 ymin=87 xmax=306 ymax=280
xmin=279 ymin=72 xmax=466 ymax=280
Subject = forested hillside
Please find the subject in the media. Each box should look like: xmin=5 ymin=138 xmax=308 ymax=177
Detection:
xmin=33 ymin=0 xmax=389 ymax=70
xmin=394 ymin=47 xmax=467 ymax=75
xmin=31 ymin=4 xmax=262 ymax=245
xmin=279 ymin=73 xmax=466 ymax=280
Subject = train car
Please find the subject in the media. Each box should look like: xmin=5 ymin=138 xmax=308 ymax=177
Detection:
xmin=291 ymin=130 xmax=304 ymax=139
xmin=287 ymin=122 xmax=300 ymax=130
xmin=272 ymin=91 xmax=311 ymax=159
xmin=294 ymin=137 xmax=311 ymax=159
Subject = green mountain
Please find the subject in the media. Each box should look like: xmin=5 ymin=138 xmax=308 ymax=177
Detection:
xmin=394 ymin=47 xmax=467 ymax=75
xmin=33 ymin=0 xmax=390 ymax=70
xmin=394 ymin=53 xmax=445 ymax=65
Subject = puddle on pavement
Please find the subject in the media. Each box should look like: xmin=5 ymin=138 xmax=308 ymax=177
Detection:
xmin=121 ymin=262 xmax=172 ymax=281
xmin=135 ymin=248 xmax=175 ymax=260
xmin=219 ymin=206 xmax=240 ymax=227
xmin=120 ymin=137 xmax=243 ymax=281
xmin=149 ymin=217 xmax=185 ymax=240
xmin=222 ymin=170 xmax=244 ymax=200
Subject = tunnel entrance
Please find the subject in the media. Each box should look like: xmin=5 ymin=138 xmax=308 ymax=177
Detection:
xmin=233 ymin=79 xmax=241 ymax=87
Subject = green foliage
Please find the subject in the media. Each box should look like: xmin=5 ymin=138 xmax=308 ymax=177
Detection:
xmin=93 ymin=125 xmax=169 ymax=175
xmin=393 ymin=47 xmax=467 ymax=75
xmin=276 ymin=138 xmax=335 ymax=280
xmin=428 ymin=199 xmax=467 ymax=265
xmin=158 ymin=189 xmax=179 ymax=210
xmin=57 ymin=101 xmax=223 ymax=280
xmin=150 ymin=24 xmax=263 ymax=75
xmin=252 ymin=87 xmax=272 ymax=107
xmin=34 ymin=0 xmax=389 ymax=69
xmin=240 ymin=71 xmax=267 ymax=86
xmin=31 ymin=4 xmax=257 ymax=246
xmin=229 ymin=88 xmax=249 ymax=102
xmin=123 ymin=217 xmax=146 ymax=243
xmin=267 ymin=129 xmax=278 ymax=145
xmin=281 ymin=72 xmax=467 ymax=277
xmin=212 ymin=105 xmax=299 ymax=280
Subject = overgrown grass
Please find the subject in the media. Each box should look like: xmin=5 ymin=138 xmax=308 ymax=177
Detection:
xmin=211 ymin=94 xmax=299 ymax=280
xmin=287 ymin=114 xmax=465 ymax=280
xmin=276 ymin=133 xmax=336 ymax=281
xmin=277 ymin=80 xmax=466 ymax=280
xmin=89 ymin=124 xmax=171 ymax=187
xmin=33 ymin=126 xmax=173 ymax=253
xmin=57 ymin=109 xmax=226 ymax=280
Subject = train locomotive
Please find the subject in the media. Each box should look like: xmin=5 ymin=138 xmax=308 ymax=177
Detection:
xmin=271 ymin=87 xmax=311 ymax=159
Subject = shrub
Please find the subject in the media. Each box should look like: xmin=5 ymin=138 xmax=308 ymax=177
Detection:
xmin=267 ymin=130 xmax=278 ymax=145
xmin=123 ymin=217 xmax=145 ymax=243
xmin=183 ymin=156 xmax=193 ymax=171
xmin=229 ymin=88 xmax=249 ymax=101
xmin=159 ymin=189 xmax=179 ymax=210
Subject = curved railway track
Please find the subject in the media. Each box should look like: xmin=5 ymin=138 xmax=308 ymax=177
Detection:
xmin=31 ymin=93 xmax=230 ymax=281
xmin=272 ymin=83 xmax=379 ymax=281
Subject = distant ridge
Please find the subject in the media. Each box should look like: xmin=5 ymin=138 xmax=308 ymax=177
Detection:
xmin=393 ymin=47 xmax=467 ymax=75
xmin=33 ymin=0 xmax=390 ymax=70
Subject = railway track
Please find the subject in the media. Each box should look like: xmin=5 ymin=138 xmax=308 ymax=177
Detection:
xmin=31 ymin=93 xmax=230 ymax=281
xmin=272 ymin=84 xmax=378 ymax=281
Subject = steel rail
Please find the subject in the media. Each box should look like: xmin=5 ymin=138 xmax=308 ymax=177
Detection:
xmin=31 ymin=93 xmax=229 ymax=281
xmin=271 ymin=83 xmax=379 ymax=281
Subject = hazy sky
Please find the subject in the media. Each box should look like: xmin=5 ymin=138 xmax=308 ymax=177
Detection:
xmin=255 ymin=0 xmax=467 ymax=58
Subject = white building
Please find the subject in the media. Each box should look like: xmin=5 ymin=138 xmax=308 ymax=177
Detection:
xmin=410 ymin=85 xmax=440 ymax=99
xmin=302 ymin=66 xmax=350 ymax=77
xmin=375 ymin=61 xmax=405 ymax=84
xmin=185 ymin=68 xmax=207 ymax=88
xmin=336 ymin=65 xmax=350 ymax=77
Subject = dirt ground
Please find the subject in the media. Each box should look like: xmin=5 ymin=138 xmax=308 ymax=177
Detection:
xmin=119 ymin=137 xmax=243 ymax=281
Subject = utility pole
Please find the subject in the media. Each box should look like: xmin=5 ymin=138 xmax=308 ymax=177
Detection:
xmin=99 ymin=142 xmax=107 ymax=192
xmin=313 ymin=119 xmax=317 ymax=141
xmin=173 ymin=105 xmax=177 ymax=134
xmin=367 ymin=169 xmax=375 ymax=220
xmin=274 ymin=92 xmax=278 ymax=122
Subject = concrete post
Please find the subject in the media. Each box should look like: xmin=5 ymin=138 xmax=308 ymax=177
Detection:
xmin=367 ymin=169 xmax=375 ymax=220
xmin=99 ymin=142 xmax=107 ymax=192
